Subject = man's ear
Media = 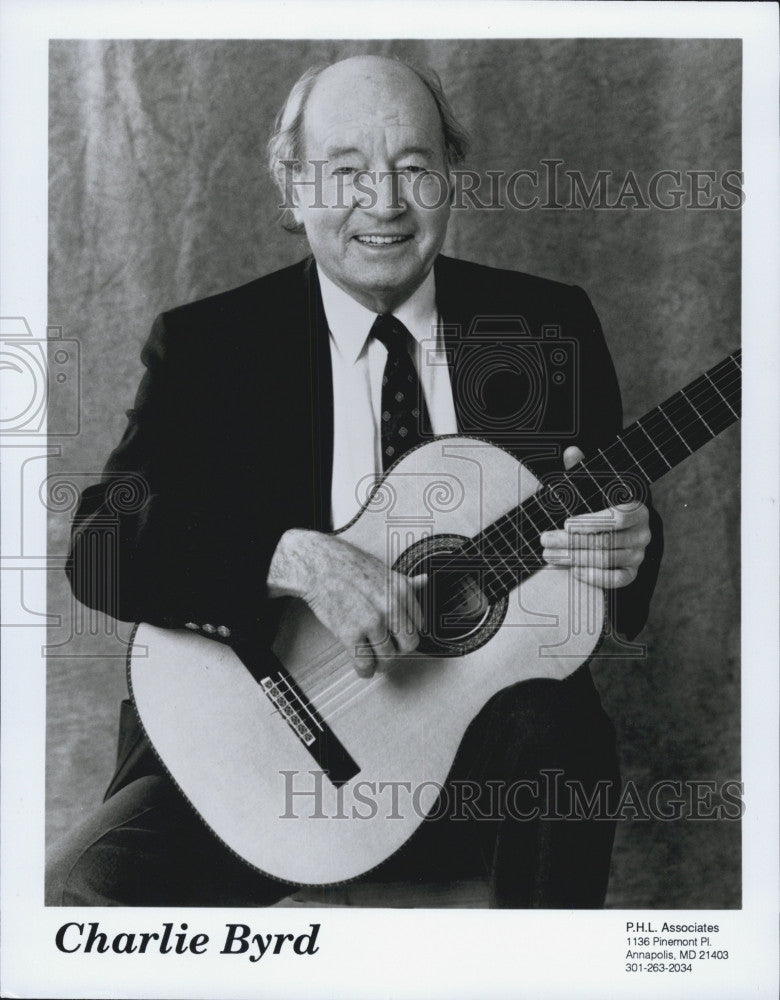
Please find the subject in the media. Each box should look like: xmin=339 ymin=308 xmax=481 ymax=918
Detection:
xmin=275 ymin=160 xmax=304 ymax=227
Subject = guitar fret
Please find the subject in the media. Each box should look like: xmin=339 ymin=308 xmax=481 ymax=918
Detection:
xmin=555 ymin=466 xmax=602 ymax=513
xmin=704 ymin=408 xmax=740 ymax=440
xmin=633 ymin=409 xmax=687 ymax=469
xmin=563 ymin=473 xmax=593 ymax=512
xmin=636 ymin=421 xmax=672 ymax=470
xmin=656 ymin=404 xmax=692 ymax=454
xmin=516 ymin=503 xmax=546 ymax=536
xmin=483 ymin=573 xmax=506 ymax=603
xmin=624 ymin=423 xmax=671 ymax=481
xmin=460 ymin=351 xmax=740 ymax=604
xmin=532 ymin=494 xmax=562 ymax=530
xmin=614 ymin=433 xmax=650 ymax=479
xmin=489 ymin=521 xmax=530 ymax=575
xmin=680 ymin=387 xmax=715 ymax=436
xmin=591 ymin=446 xmax=645 ymax=500
xmin=580 ymin=464 xmax=606 ymax=500
xmin=495 ymin=519 xmax=527 ymax=557
xmin=703 ymin=371 xmax=739 ymax=419
xmin=597 ymin=447 xmax=621 ymax=477
xmin=479 ymin=502 xmax=549 ymax=583
xmin=479 ymin=527 xmax=517 ymax=577
xmin=687 ymin=382 xmax=737 ymax=424
xmin=508 ymin=504 xmax=556 ymax=561
xmin=661 ymin=394 xmax=713 ymax=452
xmin=484 ymin=566 xmax=520 ymax=602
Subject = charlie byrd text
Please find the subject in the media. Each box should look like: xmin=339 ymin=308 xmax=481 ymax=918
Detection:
xmin=55 ymin=921 xmax=321 ymax=962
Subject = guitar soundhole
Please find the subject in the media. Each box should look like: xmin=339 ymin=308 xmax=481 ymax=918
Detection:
xmin=394 ymin=534 xmax=508 ymax=656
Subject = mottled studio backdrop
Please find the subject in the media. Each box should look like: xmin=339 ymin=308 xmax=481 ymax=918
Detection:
xmin=47 ymin=39 xmax=741 ymax=907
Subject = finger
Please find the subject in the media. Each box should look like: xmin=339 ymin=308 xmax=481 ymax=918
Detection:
xmin=571 ymin=566 xmax=639 ymax=589
xmin=540 ymin=527 xmax=584 ymax=549
xmin=540 ymin=519 xmax=618 ymax=546
xmin=541 ymin=526 xmax=620 ymax=548
xmin=407 ymin=574 xmax=428 ymax=631
xmin=563 ymin=446 xmax=585 ymax=471
xmin=406 ymin=575 xmax=427 ymax=630
xmin=395 ymin=585 xmax=425 ymax=654
xmin=365 ymin=624 xmax=397 ymax=662
xmin=566 ymin=502 xmax=649 ymax=531
xmin=386 ymin=573 xmax=422 ymax=651
xmin=542 ymin=525 xmax=650 ymax=553
xmin=542 ymin=506 xmax=649 ymax=541
xmin=544 ymin=546 xmax=645 ymax=570
xmin=351 ymin=638 xmax=377 ymax=678
xmin=395 ymin=613 xmax=421 ymax=654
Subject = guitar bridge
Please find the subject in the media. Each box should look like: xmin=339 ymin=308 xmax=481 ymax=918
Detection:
xmin=261 ymin=676 xmax=316 ymax=746
xmin=231 ymin=640 xmax=359 ymax=787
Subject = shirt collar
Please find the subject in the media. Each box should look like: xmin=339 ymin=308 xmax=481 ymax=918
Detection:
xmin=317 ymin=265 xmax=438 ymax=365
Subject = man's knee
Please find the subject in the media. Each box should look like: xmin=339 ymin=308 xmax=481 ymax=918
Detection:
xmin=45 ymin=837 xmax=105 ymax=906
xmin=45 ymin=775 xmax=169 ymax=906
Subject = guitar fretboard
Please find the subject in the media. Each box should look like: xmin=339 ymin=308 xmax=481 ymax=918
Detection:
xmin=455 ymin=350 xmax=741 ymax=601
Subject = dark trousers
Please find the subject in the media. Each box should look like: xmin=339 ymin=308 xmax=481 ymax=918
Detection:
xmin=46 ymin=666 xmax=620 ymax=908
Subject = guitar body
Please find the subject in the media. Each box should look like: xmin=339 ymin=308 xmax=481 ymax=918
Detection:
xmin=129 ymin=436 xmax=605 ymax=885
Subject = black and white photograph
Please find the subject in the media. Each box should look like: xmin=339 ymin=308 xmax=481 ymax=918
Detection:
xmin=1 ymin=2 xmax=777 ymax=998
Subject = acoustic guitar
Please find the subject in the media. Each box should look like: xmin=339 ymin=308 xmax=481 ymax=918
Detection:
xmin=129 ymin=350 xmax=740 ymax=885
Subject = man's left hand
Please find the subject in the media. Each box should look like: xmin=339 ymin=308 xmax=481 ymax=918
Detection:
xmin=540 ymin=446 xmax=652 ymax=589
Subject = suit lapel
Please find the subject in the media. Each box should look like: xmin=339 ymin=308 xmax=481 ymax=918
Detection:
xmin=248 ymin=258 xmax=333 ymax=532
xmin=303 ymin=260 xmax=334 ymax=530
xmin=435 ymin=254 xmax=477 ymax=435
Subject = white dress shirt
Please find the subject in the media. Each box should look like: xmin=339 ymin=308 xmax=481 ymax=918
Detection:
xmin=318 ymin=266 xmax=458 ymax=529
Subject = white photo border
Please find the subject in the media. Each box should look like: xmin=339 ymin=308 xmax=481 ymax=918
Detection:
xmin=1 ymin=2 xmax=777 ymax=998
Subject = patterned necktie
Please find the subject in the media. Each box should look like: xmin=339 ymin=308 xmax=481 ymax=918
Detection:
xmin=371 ymin=314 xmax=431 ymax=471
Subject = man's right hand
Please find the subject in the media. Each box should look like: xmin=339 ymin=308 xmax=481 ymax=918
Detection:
xmin=267 ymin=528 xmax=427 ymax=678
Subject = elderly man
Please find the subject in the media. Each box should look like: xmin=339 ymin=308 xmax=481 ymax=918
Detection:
xmin=47 ymin=55 xmax=661 ymax=907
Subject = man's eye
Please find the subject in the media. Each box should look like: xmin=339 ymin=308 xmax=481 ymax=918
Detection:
xmin=399 ymin=165 xmax=426 ymax=175
xmin=332 ymin=166 xmax=357 ymax=176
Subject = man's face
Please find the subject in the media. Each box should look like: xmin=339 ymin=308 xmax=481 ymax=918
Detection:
xmin=290 ymin=57 xmax=452 ymax=314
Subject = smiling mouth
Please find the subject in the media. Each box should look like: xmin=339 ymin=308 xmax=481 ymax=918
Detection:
xmin=354 ymin=235 xmax=412 ymax=246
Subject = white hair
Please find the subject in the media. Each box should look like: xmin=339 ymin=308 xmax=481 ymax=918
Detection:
xmin=267 ymin=58 xmax=470 ymax=231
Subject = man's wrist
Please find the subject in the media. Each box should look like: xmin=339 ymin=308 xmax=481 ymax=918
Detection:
xmin=267 ymin=528 xmax=321 ymax=600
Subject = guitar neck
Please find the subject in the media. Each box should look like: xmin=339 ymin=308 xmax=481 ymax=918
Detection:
xmin=463 ymin=350 xmax=741 ymax=601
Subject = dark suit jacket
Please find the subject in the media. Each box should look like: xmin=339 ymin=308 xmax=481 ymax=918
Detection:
xmin=67 ymin=254 xmax=663 ymax=797
xmin=68 ymin=253 xmax=662 ymax=638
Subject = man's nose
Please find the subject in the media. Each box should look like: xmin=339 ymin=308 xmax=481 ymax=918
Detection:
xmin=355 ymin=169 xmax=408 ymax=217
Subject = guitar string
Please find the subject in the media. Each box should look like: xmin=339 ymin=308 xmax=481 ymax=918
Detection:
xmin=302 ymin=363 xmax=743 ymax=717
xmin=476 ymin=395 xmax=741 ymax=598
xmin=477 ymin=386 xmax=741 ymax=588
xmin=294 ymin=645 xmax=358 ymax=698
xmin=292 ymin=630 xmax=388 ymax=702
xmin=483 ymin=364 xmax=740 ymax=540
xmin=322 ymin=671 xmax=386 ymax=723
xmin=287 ymin=358 xmax=742 ymax=719
xmin=291 ymin=645 xmax=344 ymax=690
xmin=317 ymin=672 xmax=380 ymax=720
xmin=290 ymin=361 xmax=743 ymax=717
xmin=292 ymin=430 xmax=738 ymax=725
xmin=468 ymin=360 xmax=741 ymax=560
xmin=455 ymin=363 xmax=741 ymax=599
xmin=291 ymin=651 xmax=379 ymax=719
xmin=303 ymin=657 xmax=365 ymax=705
